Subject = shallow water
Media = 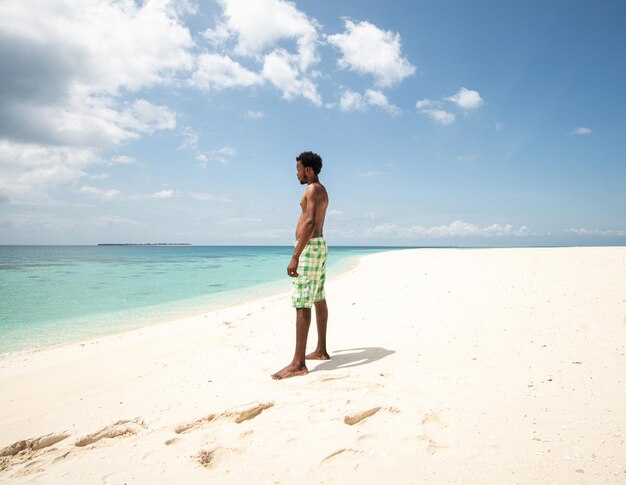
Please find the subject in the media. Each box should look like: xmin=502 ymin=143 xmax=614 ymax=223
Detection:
xmin=0 ymin=245 xmax=391 ymax=354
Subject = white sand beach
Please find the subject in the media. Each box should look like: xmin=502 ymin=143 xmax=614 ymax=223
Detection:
xmin=1 ymin=247 xmax=625 ymax=484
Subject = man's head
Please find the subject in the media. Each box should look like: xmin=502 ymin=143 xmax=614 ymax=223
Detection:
xmin=296 ymin=151 xmax=322 ymax=185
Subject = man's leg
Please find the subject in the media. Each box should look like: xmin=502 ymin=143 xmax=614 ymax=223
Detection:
xmin=271 ymin=308 xmax=311 ymax=380
xmin=306 ymin=299 xmax=330 ymax=360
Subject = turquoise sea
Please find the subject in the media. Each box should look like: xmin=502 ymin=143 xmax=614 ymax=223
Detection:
xmin=0 ymin=245 xmax=390 ymax=355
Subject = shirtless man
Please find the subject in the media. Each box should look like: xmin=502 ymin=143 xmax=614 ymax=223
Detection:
xmin=272 ymin=151 xmax=330 ymax=380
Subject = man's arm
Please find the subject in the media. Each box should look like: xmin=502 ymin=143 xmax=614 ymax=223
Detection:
xmin=288 ymin=185 xmax=319 ymax=277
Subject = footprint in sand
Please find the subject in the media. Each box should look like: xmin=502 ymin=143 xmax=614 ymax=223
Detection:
xmin=195 ymin=447 xmax=242 ymax=469
xmin=321 ymin=448 xmax=364 ymax=462
xmin=344 ymin=407 xmax=382 ymax=425
xmin=74 ymin=419 xmax=146 ymax=447
xmin=0 ymin=433 xmax=70 ymax=473
xmin=227 ymin=402 xmax=274 ymax=424
xmin=174 ymin=414 xmax=217 ymax=434
xmin=173 ymin=402 xmax=274 ymax=438
xmin=418 ymin=411 xmax=448 ymax=455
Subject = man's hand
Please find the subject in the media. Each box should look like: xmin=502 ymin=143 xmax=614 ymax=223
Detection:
xmin=287 ymin=256 xmax=299 ymax=277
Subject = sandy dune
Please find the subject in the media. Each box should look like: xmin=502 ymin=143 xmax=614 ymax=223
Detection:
xmin=1 ymin=247 xmax=625 ymax=483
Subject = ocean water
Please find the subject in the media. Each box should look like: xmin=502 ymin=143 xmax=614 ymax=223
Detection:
xmin=0 ymin=245 xmax=390 ymax=355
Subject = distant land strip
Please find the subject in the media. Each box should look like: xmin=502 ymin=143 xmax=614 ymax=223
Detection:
xmin=97 ymin=243 xmax=192 ymax=246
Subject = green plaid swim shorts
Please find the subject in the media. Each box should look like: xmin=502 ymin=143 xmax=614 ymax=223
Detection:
xmin=292 ymin=236 xmax=328 ymax=308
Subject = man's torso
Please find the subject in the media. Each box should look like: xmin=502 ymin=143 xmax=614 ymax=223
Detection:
xmin=295 ymin=182 xmax=328 ymax=240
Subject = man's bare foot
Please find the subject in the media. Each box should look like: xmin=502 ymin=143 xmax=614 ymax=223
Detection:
xmin=305 ymin=351 xmax=331 ymax=360
xmin=271 ymin=363 xmax=308 ymax=380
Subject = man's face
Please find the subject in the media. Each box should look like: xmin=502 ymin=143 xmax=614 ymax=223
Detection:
xmin=296 ymin=161 xmax=307 ymax=185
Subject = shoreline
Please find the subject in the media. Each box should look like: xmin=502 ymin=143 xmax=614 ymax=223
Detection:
xmin=0 ymin=247 xmax=375 ymax=359
xmin=2 ymin=247 xmax=625 ymax=483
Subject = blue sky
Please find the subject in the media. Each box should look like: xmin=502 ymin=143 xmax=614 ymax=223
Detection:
xmin=1 ymin=0 xmax=625 ymax=246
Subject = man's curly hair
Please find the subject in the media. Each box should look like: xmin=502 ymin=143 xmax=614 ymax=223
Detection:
xmin=296 ymin=151 xmax=323 ymax=175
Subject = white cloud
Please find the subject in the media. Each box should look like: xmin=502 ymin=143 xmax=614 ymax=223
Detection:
xmin=364 ymin=89 xmax=400 ymax=115
xmin=195 ymin=145 xmax=235 ymax=165
xmin=445 ymin=87 xmax=483 ymax=110
xmin=415 ymin=99 xmax=433 ymax=109
xmin=420 ymin=108 xmax=456 ymax=125
xmin=365 ymin=220 xmax=530 ymax=238
xmin=201 ymin=22 xmax=233 ymax=48
xmin=79 ymin=185 xmax=121 ymax=201
xmin=0 ymin=0 xmax=192 ymax=143
xmin=0 ymin=0 xmax=193 ymax=200
xmin=244 ymin=110 xmax=265 ymax=119
xmin=566 ymin=227 xmax=626 ymax=237
xmin=214 ymin=0 xmax=319 ymax=71
xmin=89 ymin=173 xmax=110 ymax=180
xmin=188 ymin=192 xmax=232 ymax=202
xmin=189 ymin=54 xmax=262 ymax=91
xmin=339 ymin=90 xmax=366 ymax=111
xmin=118 ymin=100 xmax=177 ymax=134
xmin=360 ymin=171 xmax=383 ymax=177
xmin=152 ymin=190 xmax=175 ymax=199
xmin=339 ymin=89 xmax=399 ymax=115
xmin=328 ymin=19 xmax=415 ymax=88
xmin=109 ymin=155 xmax=136 ymax=165
xmin=0 ymin=140 xmax=99 ymax=203
xmin=180 ymin=127 xmax=200 ymax=150
xmin=261 ymin=49 xmax=321 ymax=105
xmin=327 ymin=209 xmax=343 ymax=216
xmin=571 ymin=127 xmax=592 ymax=135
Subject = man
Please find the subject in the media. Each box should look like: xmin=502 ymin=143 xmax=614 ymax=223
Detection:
xmin=272 ymin=151 xmax=330 ymax=380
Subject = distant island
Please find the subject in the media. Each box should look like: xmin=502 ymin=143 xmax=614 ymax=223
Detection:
xmin=97 ymin=243 xmax=192 ymax=246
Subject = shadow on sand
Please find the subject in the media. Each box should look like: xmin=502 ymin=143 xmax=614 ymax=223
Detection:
xmin=310 ymin=347 xmax=395 ymax=373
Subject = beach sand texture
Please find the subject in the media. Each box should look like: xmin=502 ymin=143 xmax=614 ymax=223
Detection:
xmin=1 ymin=247 xmax=625 ymax=484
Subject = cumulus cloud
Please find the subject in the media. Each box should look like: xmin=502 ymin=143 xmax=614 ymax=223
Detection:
xmin=179 ymin=127 xmax=200 ymax=151
xmin=189 ymin=54 xmax=262 ymax=91
xmin=261 ymin=49 xmax=321 ymax=105
xmin=194 ymin=1 xmax=323 ymax=104
xmin=365 ymin=220 xmax=530 ymax=238
xmin=201 ymin=22 xmax=233 ymax=48
xmin=244 ymin=110 xmax=265 ymax=119
xmin=0 ymin=140 xmax=98 ymax=203
xmin=213 ymin=0 xmax=319 ymax=71
xmin=328 ymin=19 xmax=415 ymax=87
xmin=118 ymin=100 xmax=177 ymax=135
xmin=420 ymin=108 xmax=456 ymax=125
xmin=0 ymin=0 xmax=194 ymax=200
xmin=195 ymin=145 xmax=236 ymax=166
xmin=339 ymin=89 xmax=399 ymax=115
xmin=571 ymin=127 xmax=592 ymax=135
xmin=445 ymin=87 xmax=483 ymax=110
xmin=416 ymin=88 xmax=483 ymax=125
xmin=415 ymin=99 xmax=433 ymax=109
xmin=566 ymin=227 xmax=626 ymax=237
xmin=109 ymin=155 xmax=136 ymax=165
xmin=152 ymin=190 xmax=175 ymax=199
xmin=79 ymin=185 xmax=121 ymax=201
